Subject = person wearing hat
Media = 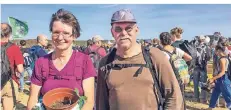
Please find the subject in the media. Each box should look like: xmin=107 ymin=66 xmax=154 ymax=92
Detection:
xmin=96 ymin=9 xmax=184 ymax=110
xmin=84 ymin=35 xmax=107 ymax=57
xmin=143 ymin=39 xmax=152 ymax=47
xmin=193 ymin=35 xmax=212 ymax=103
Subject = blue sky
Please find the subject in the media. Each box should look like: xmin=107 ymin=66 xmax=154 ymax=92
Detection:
xmin=1 ymin=4 xmax=231 ymax=40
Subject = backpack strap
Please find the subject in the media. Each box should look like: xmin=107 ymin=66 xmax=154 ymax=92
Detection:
xmin=142 ymin=46 xmax=165 ymax=110
xmin=162 ymin=48 xmax=177 ymax=57
xmin=9 ymin=79 xmax=17 ymax=108
xmin=99 ymin=48 xmax=117 ymax=80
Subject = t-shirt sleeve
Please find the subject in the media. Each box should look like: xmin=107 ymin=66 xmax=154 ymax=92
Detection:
xmin=176 ymin=48 xmax=185 ymax=58
xmin=31 ymin=59 xmax=43 ymax=86
xmin=13 ymin=45 xmax=24 ymax=65
xmin=98 ymin=48 xmax=107 ymax=57
xmin=83 ymin=55 xmax=97 ymax=79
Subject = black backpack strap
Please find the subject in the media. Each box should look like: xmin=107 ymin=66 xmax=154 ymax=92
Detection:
xmin=142 ymin=46 xmax=165 ymax=110
xmin=9 ymin=79 xmax=17 ymax=108
xmin=98 ymin=48 xmax=117 ymax=80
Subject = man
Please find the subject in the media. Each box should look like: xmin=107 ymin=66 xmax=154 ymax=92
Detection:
xmin=30 ymin=34 xmax=48 ymax=68
xmin=193 ymin=35 xmax=211 ymax=103
xmin=1 ymin=23 xmax=24 ymax=110
xmin=143 ymin=39 xmax=152 ymax=47
xmin=96 ymin=9 xmax=184 ymax=110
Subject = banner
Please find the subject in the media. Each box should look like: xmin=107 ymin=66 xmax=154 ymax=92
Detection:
xmin=8 ymin=17 xmax=29 ymax=39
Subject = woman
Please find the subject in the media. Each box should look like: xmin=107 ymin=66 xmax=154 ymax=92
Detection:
xmin=27 ymin=9 xmax=96 ymax=110
xmin=159 ymin=32 xmax=192 ymax=62
xmin=159 ymin=32 xmax=192 ymax=97
xmin=170 ymin=27 xmax=184 ymax=48
xmin=208 ymin=41 xmax=231 ymax=109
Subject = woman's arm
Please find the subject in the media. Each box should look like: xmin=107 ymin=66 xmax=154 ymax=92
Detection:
xmin=27 ymin=84 xmax=41 ymax=110
xmin=81 ymin=77 xmax=95 ymax=110
xmin=211 ymin=58 xmax=227 ymax=81
xmin=183 ymin=52 xmax=192 ymax=62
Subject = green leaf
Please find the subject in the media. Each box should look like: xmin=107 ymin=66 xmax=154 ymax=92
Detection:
xmin=74 ymin=88 xmax=80 ymax=96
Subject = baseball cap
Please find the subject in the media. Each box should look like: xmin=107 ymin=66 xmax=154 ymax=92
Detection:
xmin=111 ymin=9 xmax=137 ymax=24
xmin=144 ymin=39 xmax=152 ymax=44
xmin=92 ymin=35 xmax=104 ymax=42
xmin=199 ymin=35 xmax=205 ymax=40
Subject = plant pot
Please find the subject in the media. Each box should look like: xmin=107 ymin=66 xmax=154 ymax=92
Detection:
xmin=43 ymin=88 xmax=79 ymax=110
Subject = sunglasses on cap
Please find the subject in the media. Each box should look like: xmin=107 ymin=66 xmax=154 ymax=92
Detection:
xmin=113 ymin=24 xmax=136 ymax=33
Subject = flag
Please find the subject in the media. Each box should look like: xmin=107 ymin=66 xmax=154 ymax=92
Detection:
xmin=8 ymin=17 xmax=29 ymax=39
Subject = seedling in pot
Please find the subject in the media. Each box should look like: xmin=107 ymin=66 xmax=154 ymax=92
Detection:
xmin=74 ymin=88 xmax=87 ymax=108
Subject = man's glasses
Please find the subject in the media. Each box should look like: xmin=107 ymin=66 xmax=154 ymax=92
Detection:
xmin=52 ymin=31 xmax=73 ymax=39
xmin=113 ymin=24 xmax=136 ymax=33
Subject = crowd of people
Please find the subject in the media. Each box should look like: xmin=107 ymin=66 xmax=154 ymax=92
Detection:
xmin=1 ymin=8 xmax=231 ymax=110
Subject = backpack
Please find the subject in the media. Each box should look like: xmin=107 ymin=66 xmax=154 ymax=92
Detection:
xmin=172 ymin=40 xmax=184 ymax=48
xmin=88 ymin=47 xmax=102 ymax=69
xmin=163 ymin=48 xmax=189 ymax=85
xmin=29 ymin=46 xmax=42 ymax=69
xmin=178 ymin=40 xmax=198 ymax=71
xmin=1 ymin=42 xmax=14 ymax=88
xmin=21 ymin=48 xmax=34 ymax=68
xmin=195 ymin=44 xmax=211 ymax=69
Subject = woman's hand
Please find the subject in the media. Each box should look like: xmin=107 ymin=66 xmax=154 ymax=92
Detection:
xmin=208 ymin=78 xmax=215 ymax=84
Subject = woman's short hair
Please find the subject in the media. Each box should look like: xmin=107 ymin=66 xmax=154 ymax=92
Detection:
xmin=159 ymin=32 xmax=172 ymax=46
xmin=49 ymin=9 xmax=81 ymax=38
xmin=153 ymin=38 xmax=160 ymax=45
xmin=170 ymin=27 xmax=183 ymax=38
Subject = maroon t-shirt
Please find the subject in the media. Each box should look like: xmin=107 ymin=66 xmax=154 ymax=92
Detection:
xmin=31 ymin=51 xmax=97 ymax=96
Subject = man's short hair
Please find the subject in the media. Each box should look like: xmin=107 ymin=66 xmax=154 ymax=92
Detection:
xmin=1 ymin=23 xmax=12 ymax=38
xmin=20 ymin=40 xmax=26 ymax=46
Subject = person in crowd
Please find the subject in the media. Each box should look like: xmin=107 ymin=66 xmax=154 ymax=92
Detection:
xmin=193 ymin=35 xmax=212 ymax=103
xmin=84 ymin=35 xmax=107 ymax=57
xmin=143 ymin=39 xmax=152 ymax=47
xmin=96 ymin=9 xmax=184 ymax=110
xmin=46 ymin=43 xmax=54 ymax=54
xmin=159 ymin=32 xmax=192 ymax=96
xmin=153 ymin=38 xmax=163 ymax=50
xmin=208 ymin=41 xmax=231 ymax=109
xmin=1 ymin=23 xmax=24 ymax=110
xmin=171 ymin=27 xmax=184 ymax=48
xmin=30 ymin=34 xmax=48 ymax=58
xmin=19 ymin=40 xmax=33 ymax=92
xmin=27 ymin=9 xmax=96 ymax=110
